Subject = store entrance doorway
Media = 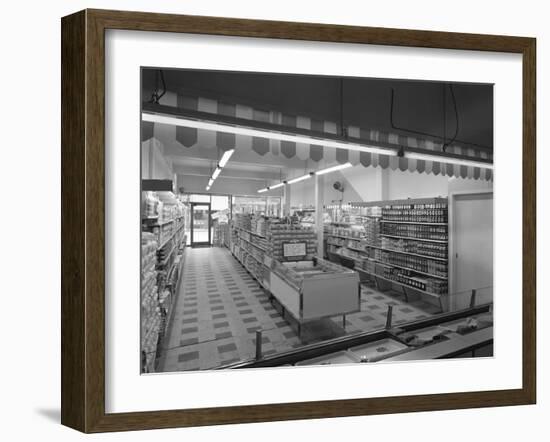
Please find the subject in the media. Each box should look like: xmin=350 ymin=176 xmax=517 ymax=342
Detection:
xmin=190 ymin=203 xmax=211 ymax=247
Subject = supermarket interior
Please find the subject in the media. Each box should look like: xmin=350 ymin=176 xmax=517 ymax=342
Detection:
xmin=140 ymin=68 xmax=494 ymax=373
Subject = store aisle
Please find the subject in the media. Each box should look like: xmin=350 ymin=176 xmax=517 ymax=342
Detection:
xmin=160 ymin=247 xmax=303 ymax=372
xmin=160 ymin=247 xmax=440 ymax=372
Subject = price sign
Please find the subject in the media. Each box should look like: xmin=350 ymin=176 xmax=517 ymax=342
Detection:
xmin=283 ymin=241 xmax=307 ymax=258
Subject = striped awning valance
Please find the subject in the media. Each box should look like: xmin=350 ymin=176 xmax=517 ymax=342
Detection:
xmin=143 ymin=93 xmax=493 ymax=181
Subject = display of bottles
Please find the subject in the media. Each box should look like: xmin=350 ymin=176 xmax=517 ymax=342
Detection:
xmin=381 ymin=237 xmax=447 ymax=259
xmin=381 ymin=223 xmax=448 ymax=241
xmin=375 ymin=250 xmax=448 ymax=278
xmin=381 ymin=201 xmax=448 ymax=223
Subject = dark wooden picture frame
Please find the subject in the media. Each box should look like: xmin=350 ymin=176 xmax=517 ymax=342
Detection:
xmin=61 ymin=9 xmax=536 ymax=433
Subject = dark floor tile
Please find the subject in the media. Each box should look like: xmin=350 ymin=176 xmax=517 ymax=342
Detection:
xmin=373 ymin=295 xmax=385 ymax=300
xmin=270 ymin=313 xmax=281 ymax=319
xmin=239 ymin=309 xmax=253 ymax=315
xmin=360 ymin=315 xmax=375 ymax=322
xmin=246 ymin=326 xmax=260 ymax=333
xmin=211 ymin=305 xmax=225 ymax=311
xmin=275 ymin=321 xmax=287 ymax=328
xmin=218 ymin=343 xmax=238 ymax=353
xmin=242 ymin=317 xmax=258 ymax=324
xmin=236 ymin=302 xmax=248 ymax=307
xmin=182 ymin=317 xmax=198 ymax=324
xmin=214 ymin=321 xmax=230 ymax=329
xmin=283 ymin=331 xmax=297 ymax=339
xmin=219 ymin=357 xmax=240 ymax=365
xmin=184 ymin=309 xmax=198 ymax=315
xmin=180 ymin=338 xmax=198 ymax=346
xmin=215 ymin=331 xmax=232 ymax=340
xmin=178 ymin=351 xmax=199 ymax=362
xmin=368 ymin=305 xmax=381 ymax=310
xmin=181 ymin=326 xmax=198 ymax=334
xmin=399 ymin=307 xmax=414 ymax=313
xmin=212 ymin=313 xmax=227 ymax=320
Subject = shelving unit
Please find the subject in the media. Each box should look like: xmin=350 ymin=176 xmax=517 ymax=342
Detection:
xmin=140 ymin=189 xmax=189 ymax=373
xmin=326 ymin=197 xmax=448 ymax=311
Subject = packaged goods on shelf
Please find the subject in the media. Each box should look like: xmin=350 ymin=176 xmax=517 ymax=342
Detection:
xmin=233 ymin=213 xmax=253 ymax=231
xmin=143 ymin=191 xmax=161 ymax=219
xmin=363 ymin=216 xmax=381 ymax=246
xmin=266 ymin=223 xmax=317 ymax=261
xmin=380 ymin=236 xmax=447 ymax=260
xmin=381 ymin=223 xmax=448 ymax=241
xmin=141 ymin=233 xmax=161 ymax=372
xmin=374 ymin=249 xmax=448 ymax=278
xmin=381 ymin=201 xmax=448 ymax=223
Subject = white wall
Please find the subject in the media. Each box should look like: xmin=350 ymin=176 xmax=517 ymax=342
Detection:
xmin=387 ymin=169 xmax=450 ymax=199
xmin=142 ymin=139 xmax=174 ymax=180
xmin=289 ymin=170 xmax=363 ymax=207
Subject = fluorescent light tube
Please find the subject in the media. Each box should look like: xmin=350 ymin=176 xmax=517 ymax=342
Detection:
xmin=287 ymin=173 xmax=312 ymax=185
xmin=212 ymin=167 xmax=221 ymax=180
xmin=316 ymin=162 xmax=353 ymax=175
xmin=142 ymin=113 xmax=396 ymax=156
xmin=205 ymin=185 xmax=210 ymax=191
xmin=208 ymin=178 xmax=214 ymax=187
xmin=257 ymin=188 xmax=268 ymax=193
xmin=405 ymin=152 xmax=494 ymax=169
xmin=218 ymin=149 xmax=235 ymax=168
xmin=269 ymin=182 xmax=285 ymax=190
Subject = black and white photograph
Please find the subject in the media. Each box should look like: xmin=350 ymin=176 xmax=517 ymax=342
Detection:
xmin=140 ymin=68 xmax=494 ymax=374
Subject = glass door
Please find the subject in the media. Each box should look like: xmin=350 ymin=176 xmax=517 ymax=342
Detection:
xmin=190 ymin=203 xmax=211 ymax=247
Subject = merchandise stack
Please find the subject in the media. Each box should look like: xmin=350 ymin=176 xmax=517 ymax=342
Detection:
xmin=141 ymin=232 xmax=161 ymax=373
xmin=141 ymin=189 xmax=188 ymax=372
xmin=375 ymin=198 xmax=449 ymax=297
xmin=266 ymin=222 xmax=317 ymax=262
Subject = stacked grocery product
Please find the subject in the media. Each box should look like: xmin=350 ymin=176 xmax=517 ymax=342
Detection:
xmin=381 ymin=236 xmax=447 ymax=260
xmin=363 ymin=216 xmax=381 ymax=247
xmin=233 ymin=213 xmax=252 ymax=231
xmin=253 ymin=215 xmax=268 ymax=237
xmin=141 ymin=232 xmax=161 ymax=373
xmin=376 ymin=198 xmax=448 ymax=297
xmin=375 ymin=249 xmax=448 ymax=278
xmin=381 ymin=201 xmax=447 ymax=223
xmin=266 ymin=222 xmax=317 ymax=261
xmin=141 ymin=190 xmax=188 ymax=373
xmin=381 ymin=223 xmax=448 ymax=241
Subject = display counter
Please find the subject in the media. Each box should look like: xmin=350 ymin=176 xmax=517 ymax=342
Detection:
xmin=221 ymin=303 xmax=493 ymax=369
xmin=269 ymin=257 xmax=360 ymax=330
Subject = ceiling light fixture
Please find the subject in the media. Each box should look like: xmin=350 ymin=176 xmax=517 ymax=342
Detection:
xmin=212 ymin=167 xmax=221 ymax=180
xmin=405 ymin=152 xmax=494 ymax=170
xmin=143 ymin=107 xmax=493 ymax=171
xmin=257 ymin=188 xmax=268 ymax=193
xmin=142 ymin=112 xmax=395 ymax=156
xmin=270 ymin=182 xmax=285 ymax=190
xmin=316 ymin=162 xmax=353 ymax=175
xmin=287 ymin=173 xmax=314 ymax=185
xmin=218 ymin=149 xmax=235 ymax=168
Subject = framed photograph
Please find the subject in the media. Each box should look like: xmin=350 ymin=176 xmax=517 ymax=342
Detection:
xmin=61 ymin=9 xmax=536 ymax=433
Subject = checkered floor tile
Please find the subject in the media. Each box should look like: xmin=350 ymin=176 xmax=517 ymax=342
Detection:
xmin=158 ymin=247 xmax=439 ymax=372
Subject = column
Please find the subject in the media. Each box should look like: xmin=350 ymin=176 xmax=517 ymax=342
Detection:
xmin=315 ymin=174 xmax=325 ymax=258
xmin=283 ymin=183 xmax=291 ymax=216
